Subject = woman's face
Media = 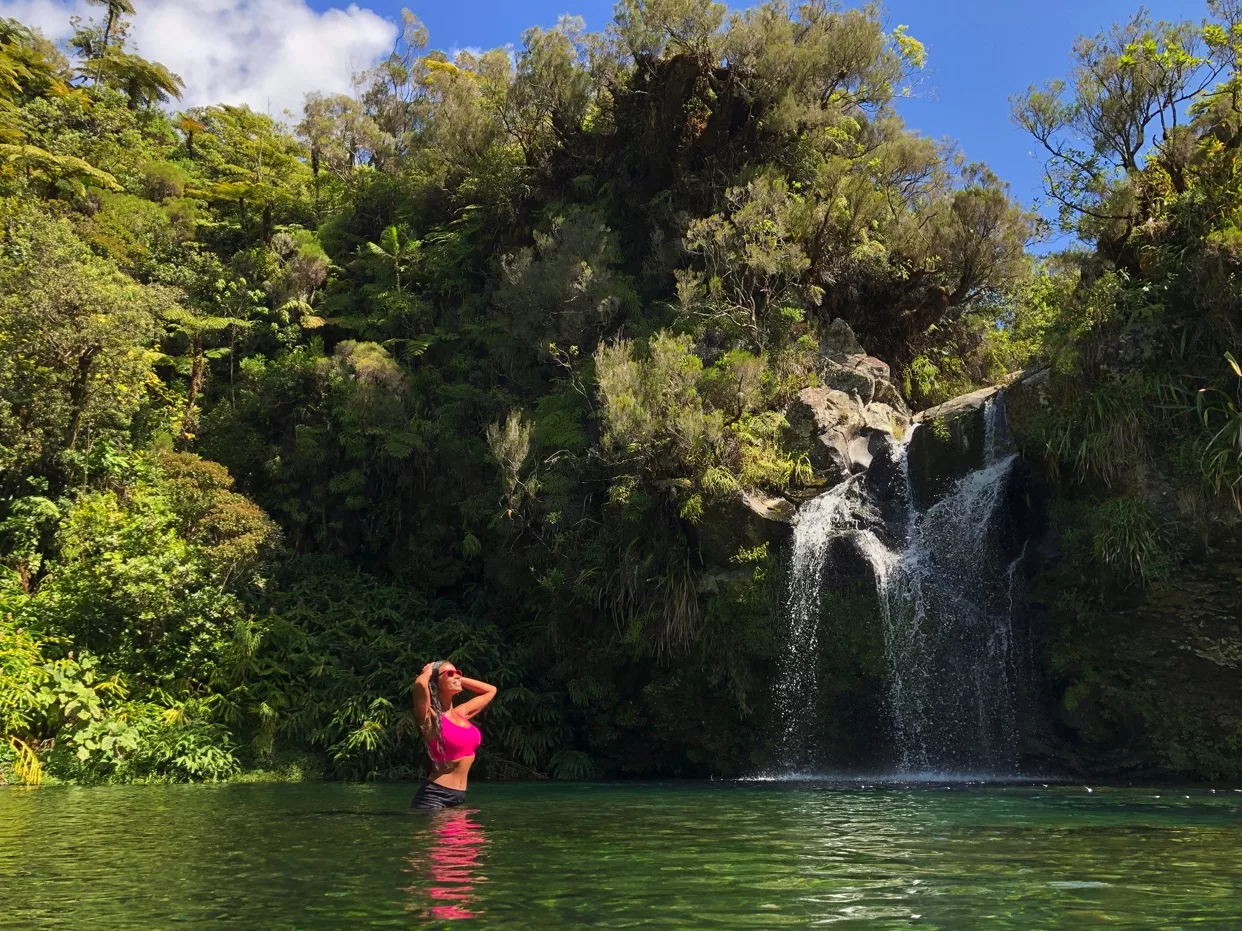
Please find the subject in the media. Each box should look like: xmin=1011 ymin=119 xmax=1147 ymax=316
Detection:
xmin=438 ymin=665 xmax=464 ymax=697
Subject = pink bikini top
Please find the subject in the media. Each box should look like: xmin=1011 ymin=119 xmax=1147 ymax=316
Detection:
xmin=428 ymin=713 xmax=482 ymax=764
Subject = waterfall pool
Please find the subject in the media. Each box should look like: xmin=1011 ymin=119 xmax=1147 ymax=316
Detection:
xmin=3 ymin=780 xmax=1239 ymax=927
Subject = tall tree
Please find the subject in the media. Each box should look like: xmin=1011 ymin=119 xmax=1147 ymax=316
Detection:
xmin=97 ymin=50 xmax=183 ymax=109
xmin=1012 ymin=7 xmax=1225 ymax=238
xmin=86 ymin=0 xmax=135 ymax=83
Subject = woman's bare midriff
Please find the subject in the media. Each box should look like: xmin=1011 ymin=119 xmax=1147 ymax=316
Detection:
xmin=430 ymin=753 xmax=474 ymax=791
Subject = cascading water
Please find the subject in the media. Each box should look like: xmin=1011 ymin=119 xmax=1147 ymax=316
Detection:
xmin=775 ymin=391 xmax=1028 ymax=775
xmin=774 ymin=478 xmax=875 ymax=767
xmin=878 ymin=422 xmax=1021 ymax=771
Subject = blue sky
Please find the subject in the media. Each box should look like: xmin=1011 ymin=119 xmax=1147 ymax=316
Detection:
xmin=356 ymin=0 xmax=1206 ymax=229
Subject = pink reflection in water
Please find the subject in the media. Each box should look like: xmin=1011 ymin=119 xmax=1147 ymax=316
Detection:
xmin=404 ymin=809 xmax=489 ymax=920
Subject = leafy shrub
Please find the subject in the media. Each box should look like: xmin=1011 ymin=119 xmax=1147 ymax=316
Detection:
xmin=596 ymin=332 xmax=723 ymax=472
xmin=17 ymin=453 xmax=277 ymax=685
xmin=729 ymin=411 xmax=798 ymax=491
xmin=221 ymin=556 xmax=576 ymax=780
xmin=1191 ymin=353 xmax=1242 ymax=510
xmin=1087 ymin=496 xmax=1170 ymax=584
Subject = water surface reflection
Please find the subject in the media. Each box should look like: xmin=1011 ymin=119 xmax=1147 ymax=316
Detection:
xmin=1 ymin=783 xmax=1239 ymax=928
xmin=404 ymin=808 xmax=489 ymax=920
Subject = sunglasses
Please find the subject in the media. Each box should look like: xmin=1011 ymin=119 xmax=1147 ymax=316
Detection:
xmin=439 ymin=668 xmax=463 ymax=678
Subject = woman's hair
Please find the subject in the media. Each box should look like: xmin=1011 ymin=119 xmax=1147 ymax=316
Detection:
xmin=426 ymin=660 xmax=450 ymax=760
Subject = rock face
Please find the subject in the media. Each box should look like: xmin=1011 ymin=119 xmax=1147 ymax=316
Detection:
xmin=695 ymin=489 xmax=796 ymax=567
xmin=995 ymin=366 xmax=1049 ymax=442
xmin=906 ymin=368 xmax=1049 ymax=508
xmin=906 ymin=385 xmax=998 ymax=507
xmin=785 ymin=319 xmax=912 ymax=485
xmin=1022 ymin=501 xmax=1242 ymax=779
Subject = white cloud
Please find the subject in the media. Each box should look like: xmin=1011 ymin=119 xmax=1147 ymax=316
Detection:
xmin=0 ymin=0 xmax=87 ymax=38
xmin=0 ymin=0 xmax=397 ymax=119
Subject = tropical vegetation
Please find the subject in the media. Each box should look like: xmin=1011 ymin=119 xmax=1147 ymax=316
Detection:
xmin=1 ymin=0 xmax=1240 ymax=784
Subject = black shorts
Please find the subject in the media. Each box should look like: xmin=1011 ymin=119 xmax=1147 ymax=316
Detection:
xmin=411 ymin=780 xmax=467 ymax=810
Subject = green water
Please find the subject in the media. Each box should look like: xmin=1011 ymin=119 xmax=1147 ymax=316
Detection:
xmin=2 ymin=781 xmax=1240 ymax=928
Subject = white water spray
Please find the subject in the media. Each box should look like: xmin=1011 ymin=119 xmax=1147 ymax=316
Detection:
xmin=777 ymin=392 xmax=1027 ymax=774
xmin=774 ymin=478 xmax=870 ymax=760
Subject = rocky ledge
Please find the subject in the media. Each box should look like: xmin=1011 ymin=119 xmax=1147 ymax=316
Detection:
xmin=785 ymin=318 xmax=912 ymax=484
xmin=695 ymin=319 xmax=913 ymax=566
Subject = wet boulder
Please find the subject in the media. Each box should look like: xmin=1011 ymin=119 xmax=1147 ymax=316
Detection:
xmin=784 ymin=318 xmax=914 ymax=485
xmin=906 ymin=385 xmax=997 ymax=508
xmin=786 ymin=386 xmax=865 ymax=483
xmin=786 ymin=386 xmax=910 ymax=485
xmin=860 ymin=434 xmax=907 ymax=516
xmin=995 ymin=367 xmax=1049 ymax=445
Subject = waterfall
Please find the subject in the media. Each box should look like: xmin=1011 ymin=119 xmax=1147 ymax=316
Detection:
xmin=983 ymin=389 xmax=1011 ymax=463
xmin=879 ymin=444 xmax=1020 ymax=770
xmin=774 ymin=478 xmax=875 ymax=766
xmin=777 ymin=391 xmax=1027 ymax=775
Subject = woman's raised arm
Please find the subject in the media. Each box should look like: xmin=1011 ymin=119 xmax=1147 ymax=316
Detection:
xmin=413 ymin=662 xmax=435 ymax=729
xmin=454 ymin=676 xmax=497 ymax=719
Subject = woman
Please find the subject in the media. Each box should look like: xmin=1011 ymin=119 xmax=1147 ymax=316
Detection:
xmin=411 ymin=660 xmax=496 ymax=809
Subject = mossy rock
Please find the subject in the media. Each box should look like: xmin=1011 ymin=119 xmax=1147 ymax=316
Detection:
xmin=907 ymin=385 xmax=995 ymax=508
xmin=694 ymin=490 xmax=795 ymax=567
xmin=1000 ymin=367 xmax=1050 ymax=447
xmin=1026 ymin=515 xmax=1242 ymax=779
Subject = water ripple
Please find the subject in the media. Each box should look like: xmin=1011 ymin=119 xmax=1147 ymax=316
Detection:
xmin=1 ymin=782 xmax=1239 ymax=928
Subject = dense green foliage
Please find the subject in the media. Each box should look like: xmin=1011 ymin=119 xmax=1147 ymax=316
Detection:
xmin=1 ymin=0 xmax=1239 ymax=783
xmin=1001 ymin=2 xmax=1242 ymax=777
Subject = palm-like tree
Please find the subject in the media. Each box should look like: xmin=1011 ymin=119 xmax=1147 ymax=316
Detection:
xmin=86 ymin=0 xmax=135 ymax=82
xmin=161 ymin=304 xmax=253 ymax=442
xmin=0 ymin=22 xmax=116 ymax=194
xmin=178 ymin=114 xmax=205 ymax=155
xmin=1 ymin=37 xmax=31 ymax=141
xmin=97 ymin=51 xmax=184 ymax=109
xmin=1 ymin=20 xmax=67 ymax=139
xmin=364 ymin=225 xmax=420 ymax=294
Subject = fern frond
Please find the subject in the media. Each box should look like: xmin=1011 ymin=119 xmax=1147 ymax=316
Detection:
xmin=8 ymin=737 xmax=42 ymax=786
